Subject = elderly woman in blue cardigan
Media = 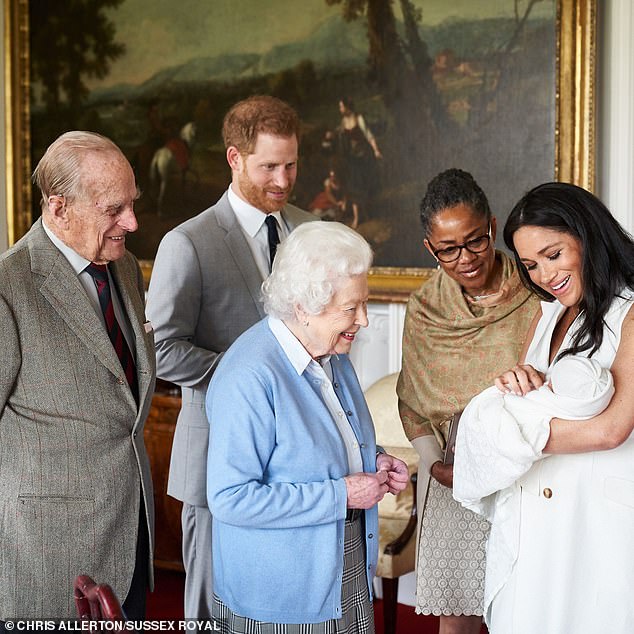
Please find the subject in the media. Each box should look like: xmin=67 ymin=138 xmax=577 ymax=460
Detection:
xmin=206 ymin=221 xmax=408 ymax=633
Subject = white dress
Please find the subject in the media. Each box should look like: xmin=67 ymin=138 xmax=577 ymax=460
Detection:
xmin=487 ymin=291 xmax=634 ymax=634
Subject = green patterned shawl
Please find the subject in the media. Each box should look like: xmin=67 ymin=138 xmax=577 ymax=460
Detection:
xmin=397 ymin=251 xmax=540 ymax=448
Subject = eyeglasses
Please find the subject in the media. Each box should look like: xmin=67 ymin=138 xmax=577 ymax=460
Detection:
xmin=428 ymin=225 xmax=492 ymax=263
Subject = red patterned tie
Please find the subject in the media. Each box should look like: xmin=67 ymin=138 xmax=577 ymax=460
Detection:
xmin=85 ymin=263 xmax=139 ymax=402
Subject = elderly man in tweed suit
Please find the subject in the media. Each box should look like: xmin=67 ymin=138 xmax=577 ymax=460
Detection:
xmin=0 ymin=131 xmax=156 ymax=620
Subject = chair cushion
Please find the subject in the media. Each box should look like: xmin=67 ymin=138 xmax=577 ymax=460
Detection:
xmin=376 ymin=516 xmax=417 ymax=579
xmin=365 ymin=373 xmax=412 ymax=449
xmin=376 ymin=445 xmax=418 ymax=579
xmin=378 ymin=445 xmax=418 ymax=520
xmin=365 ymin=373 xmax=419 ymax=580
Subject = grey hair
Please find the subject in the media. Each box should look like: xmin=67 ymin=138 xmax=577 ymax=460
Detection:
xmin=262 ymin=221 xmax=373 ymax=319
xmin=32 ymin=130 xmax=126 ymax=212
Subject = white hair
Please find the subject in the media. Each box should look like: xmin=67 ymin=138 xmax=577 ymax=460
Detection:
xmin=262 ymin=221 xmax=373 ymax=319
xmin=32 ymin=130 xmax=127 ymax=211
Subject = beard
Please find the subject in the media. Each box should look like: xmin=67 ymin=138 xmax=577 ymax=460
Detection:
xmin=236 ymin=168 xmax=292 ymax=213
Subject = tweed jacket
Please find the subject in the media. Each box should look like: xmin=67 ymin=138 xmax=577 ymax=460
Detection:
xmin=0 ymin=219 xmax=156 ymax=619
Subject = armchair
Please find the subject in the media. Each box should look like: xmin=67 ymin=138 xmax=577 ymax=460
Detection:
xmin=365 ymin=373 xmax=419 ymax=634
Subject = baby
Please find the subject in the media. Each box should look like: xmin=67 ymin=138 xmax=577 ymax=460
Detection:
xmin=527 ymin=354 xmax=613 ymax=419
xmin=452 ymin=355 xmax=614 ymax=513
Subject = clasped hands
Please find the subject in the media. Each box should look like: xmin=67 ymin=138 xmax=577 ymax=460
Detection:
xmin=344 ymin=453 xmax=409 ymax=510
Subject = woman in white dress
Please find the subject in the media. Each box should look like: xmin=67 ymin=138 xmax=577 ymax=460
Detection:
xmin=487 ymin=182 xmax=634 ymax=633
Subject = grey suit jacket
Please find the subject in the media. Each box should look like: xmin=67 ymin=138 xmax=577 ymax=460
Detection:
xmin=0 ymin=219 xmax=156 ymax=619
xmin=146 ymin=192 xmax=317 ymax=506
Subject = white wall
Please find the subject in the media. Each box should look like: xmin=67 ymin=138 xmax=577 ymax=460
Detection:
xmin=598 ymin=0 xmax=634 ymax=230
xmin=349 ymin=302 xmax=407 ymax=390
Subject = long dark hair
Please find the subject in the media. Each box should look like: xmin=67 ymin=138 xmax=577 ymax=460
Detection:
xmin=504 ymin=182 xmax=634 ymax=358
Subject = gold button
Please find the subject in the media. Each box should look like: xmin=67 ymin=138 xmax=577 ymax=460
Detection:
xmin=543 ymin=487 xmax=553 ymax=499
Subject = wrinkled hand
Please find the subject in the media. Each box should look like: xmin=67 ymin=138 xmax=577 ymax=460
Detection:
xmin=345 ymin=470 xmax=389 ymax=509
xmin=376 ymin=452 xmax=409 ymax=494
xmin=494 ymin=363 xmax=545 ymax=396
xmin=430 ymin=461 xmax=453 ymax=488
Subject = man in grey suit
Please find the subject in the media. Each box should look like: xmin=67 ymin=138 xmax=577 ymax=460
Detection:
xmin=0 ymin=131 xmax=155 ymax=620
xmin=146 ymin=95 xmax=317 ymax=618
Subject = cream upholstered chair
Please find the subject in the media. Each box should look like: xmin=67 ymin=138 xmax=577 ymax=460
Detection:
xmin=365 ymin=373 xmax=418 ymax=634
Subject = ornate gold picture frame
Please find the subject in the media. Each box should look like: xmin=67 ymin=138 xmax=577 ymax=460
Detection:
xmin=4 ymin=0 xmax=595 ymax=301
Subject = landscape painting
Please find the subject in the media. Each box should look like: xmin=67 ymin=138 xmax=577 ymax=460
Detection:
xmin=19 ymin=0 xmax=590 ymax=278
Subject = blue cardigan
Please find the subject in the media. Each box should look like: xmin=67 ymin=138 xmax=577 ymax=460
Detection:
xmin=206 ymin=318 xmax=379 ymax=623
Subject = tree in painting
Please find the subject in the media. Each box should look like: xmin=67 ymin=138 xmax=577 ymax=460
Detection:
xmin=322 ymin=0 xmax=438 ymax=192
xmin=319 ymin=0 xmax=551 ymax=265
xmin=30 ymin=0 xmax=125 ymax=126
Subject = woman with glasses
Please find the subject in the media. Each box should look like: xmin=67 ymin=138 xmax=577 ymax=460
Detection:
xmin=397 ymin=168 xmax=539 ymax=634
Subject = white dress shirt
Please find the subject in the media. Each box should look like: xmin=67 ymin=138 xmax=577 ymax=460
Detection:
xmin=228 ymin=186 xmax=289 ymax=280
xmin=42 ymin=219 xmax=136 ymax=355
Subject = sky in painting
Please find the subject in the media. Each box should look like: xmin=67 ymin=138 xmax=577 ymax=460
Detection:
xmin=95 ymin=0 xmax=554 ymax=88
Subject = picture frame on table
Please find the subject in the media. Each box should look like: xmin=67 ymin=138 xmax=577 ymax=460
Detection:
xmin=4 ymin=0 xmax=595 ymax=301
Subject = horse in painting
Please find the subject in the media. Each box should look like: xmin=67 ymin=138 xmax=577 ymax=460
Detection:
xmin=150 ymin=121 xmax=197 ymax=216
